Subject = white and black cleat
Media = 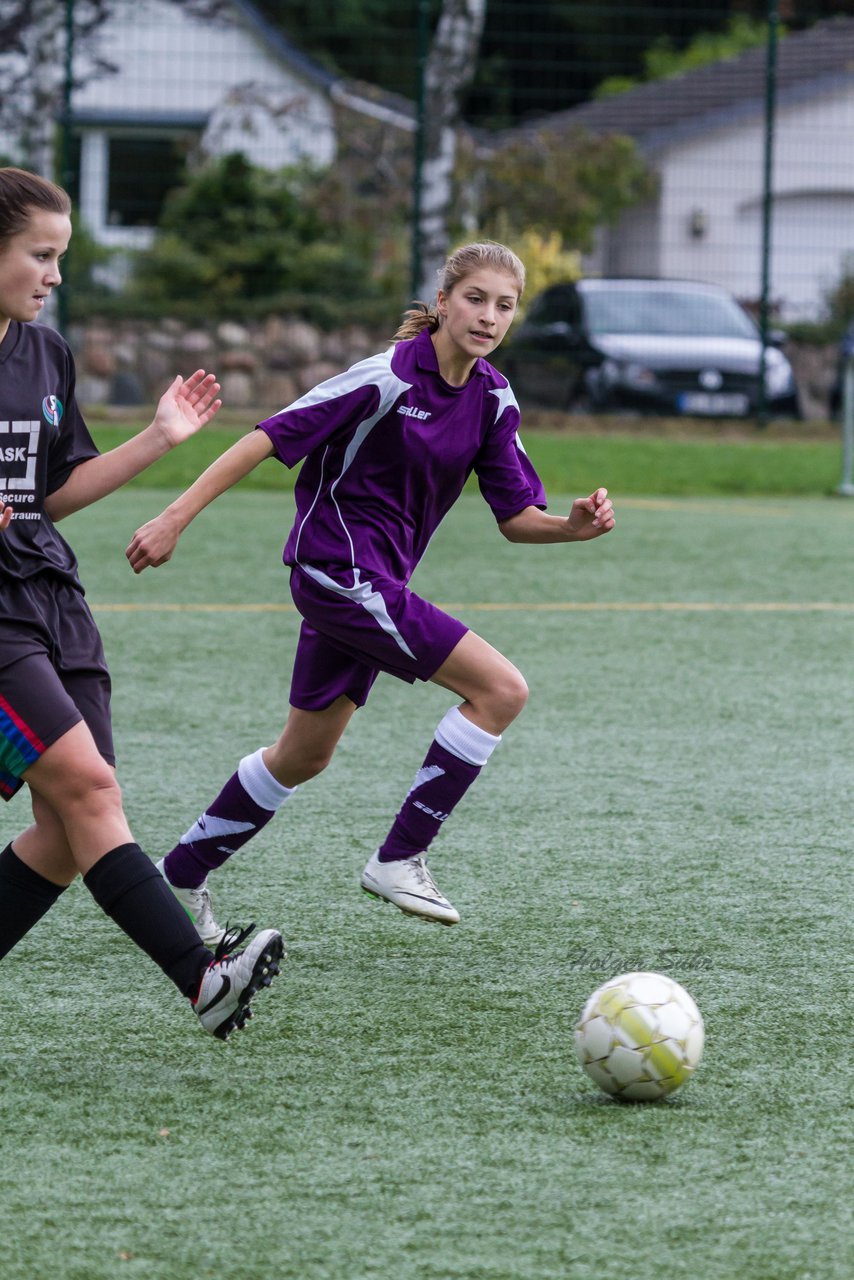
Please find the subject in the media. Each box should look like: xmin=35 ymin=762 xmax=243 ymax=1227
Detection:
xmin=194 ymin=924 xmax=285 ymax=1040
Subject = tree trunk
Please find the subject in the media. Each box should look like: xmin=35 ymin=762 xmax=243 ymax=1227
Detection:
xmin=417 ymin=0 xmax=487 ymax=299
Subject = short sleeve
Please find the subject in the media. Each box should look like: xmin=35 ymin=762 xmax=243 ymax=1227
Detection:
xmin=257 ymin=375 xmax=381 ymax=469
xmin=44 ymin=345 xmax=99 ymax=496
xmin=474 ymin=392 xmax=547 ymax=522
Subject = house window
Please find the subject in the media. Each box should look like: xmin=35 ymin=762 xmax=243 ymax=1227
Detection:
xmin=106 ymin=135 xmax=188 ymax=227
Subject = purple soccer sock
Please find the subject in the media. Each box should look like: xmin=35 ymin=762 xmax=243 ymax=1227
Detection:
xmin=164 ymin=748 xmax=295 ymax=888
xmin=378 ymin=708 xmax=501 ymax=863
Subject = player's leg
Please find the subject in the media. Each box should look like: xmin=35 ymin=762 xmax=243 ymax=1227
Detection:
xmin=0 ymin=640 xmax=242 ymax=1018
xmin=0 ymin=794 xmax=76 ymax=960
xmin=430 ymin=629 xmax=530 ymax=736
xmin=157 ymin=617 xmax=372 ymax=940
xmin=157 ymin=697 xmax=357 ymax=942
xmin=13 ymin=792 xmax=79 ymax=884
xmin=362 ymin=630 xmax=528 ymax=925
xmin=23 ymin=726 xmax=284 ymax=1035
xmin=24 ymin=722 xmax=213 ymax=990
xmin=0 ymin=648 xmax=87 ymax=957
xmin=283 ymin=574 xmax=525 ymax=924
xmin=1 ymin=602 xmax=283 ymax=1035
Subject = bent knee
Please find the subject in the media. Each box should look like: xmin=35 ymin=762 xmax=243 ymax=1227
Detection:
xmin=502 ymin=669 xmax=530 ymax=720
xmin=487 ymin=667 xmax=529 ymax=728
xmin=301 ymin=746 xmax=338 ymax=782
xmin=267 ymin=744 xmax=333 ymax=787
xmin=57 ymin=760 xmax=124 ymax=820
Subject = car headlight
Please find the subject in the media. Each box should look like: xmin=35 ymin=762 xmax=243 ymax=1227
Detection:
xmin=599 ymin=358 xmax=621 ymax=386
xmin=764 ymin=353 xmax=795 ymax=397
xmin=600 ymin=359 xmax=658 ymax=390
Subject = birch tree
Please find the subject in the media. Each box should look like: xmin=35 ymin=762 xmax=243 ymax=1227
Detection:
xmin=0 ymin=0 xmax=115 ymax=176
xmin=0 ymin=0 xmax=228 ymax=175
xmin=416 ymin=0 xmax=487 ymax=298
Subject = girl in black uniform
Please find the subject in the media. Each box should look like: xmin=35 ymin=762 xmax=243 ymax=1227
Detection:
xmin=0 ymin=167 xmax=283 ymax=1038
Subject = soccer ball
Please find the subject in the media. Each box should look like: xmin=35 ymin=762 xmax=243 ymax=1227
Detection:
xmin=574 ymin=971 xmax=704 ymax=1102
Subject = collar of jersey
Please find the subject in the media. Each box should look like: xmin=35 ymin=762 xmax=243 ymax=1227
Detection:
xmin=413 ymin=326 xmax=489 ymax=388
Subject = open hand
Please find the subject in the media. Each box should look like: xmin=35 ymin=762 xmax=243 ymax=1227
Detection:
xmin=153 ymin=370 xmax=222 ymax=448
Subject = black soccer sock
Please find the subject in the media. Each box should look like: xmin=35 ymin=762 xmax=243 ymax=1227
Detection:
xmin=83 ymin=843 xmax=213 ymax=999
xmin=0 ymin=843 xmax=68 ymax=960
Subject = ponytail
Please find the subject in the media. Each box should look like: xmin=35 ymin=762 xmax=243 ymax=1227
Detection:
xmin=390 ymin=302 xmax=440 ymax=343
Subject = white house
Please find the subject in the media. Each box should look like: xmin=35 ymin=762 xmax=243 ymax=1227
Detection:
xmin=62 ymin=0 xmax=413 ymax=254
xmin=505 ymin=17 xmax=854 ymax=322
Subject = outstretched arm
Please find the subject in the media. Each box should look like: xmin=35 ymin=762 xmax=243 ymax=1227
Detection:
xmin=498 ymin=488 xmax=615 ymax=543
xmin=125 ymin=427 xmax=275 ymax=573
xmin=44 ymin=370 xmax=222 ymax=522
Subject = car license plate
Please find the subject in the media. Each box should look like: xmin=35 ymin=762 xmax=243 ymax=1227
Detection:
xmin=678 ymin=392 xmax=750 ymax=416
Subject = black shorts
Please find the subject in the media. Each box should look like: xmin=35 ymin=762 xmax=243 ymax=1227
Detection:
xmin=0 ymin=575 xmax=113 ymax=801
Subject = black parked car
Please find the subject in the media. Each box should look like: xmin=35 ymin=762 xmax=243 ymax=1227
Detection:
xmin=500 ymin=278 xmax=800 ymax=418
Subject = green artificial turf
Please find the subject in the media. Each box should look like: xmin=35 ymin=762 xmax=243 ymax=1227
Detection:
xmin=1 ymin=488 xmax=853 ymax=1279
xmin=88 ymin=419 xmax=847 ymax=498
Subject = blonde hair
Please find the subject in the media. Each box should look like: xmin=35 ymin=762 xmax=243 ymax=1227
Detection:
xmin=0 ymin=167 xmax=72 ymax=248
xmin=392 ymin=241 xmax=526 ymax=342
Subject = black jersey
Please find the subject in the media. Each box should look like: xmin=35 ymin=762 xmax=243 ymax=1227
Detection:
xmin=0 ymin=320 xmax=98 ymax=584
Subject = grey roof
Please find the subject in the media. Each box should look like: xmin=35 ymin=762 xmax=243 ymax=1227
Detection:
xmin=230 ymin=0 xmax=415 ymax=127
xmin=229 ymin=0 xmax=338 ymax=90
xmin=500 ymin=16 xmax=854 ymax=153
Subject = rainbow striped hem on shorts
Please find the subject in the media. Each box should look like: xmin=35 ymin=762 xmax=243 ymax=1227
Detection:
xmin=0 ymin=693 xmax=45 ymax=799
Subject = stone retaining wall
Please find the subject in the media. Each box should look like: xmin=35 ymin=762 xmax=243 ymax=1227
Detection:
xmin=68 ymin=316 xmax=841 ymax=420
xmin=68 ymin=316 xmax=388 ymax=413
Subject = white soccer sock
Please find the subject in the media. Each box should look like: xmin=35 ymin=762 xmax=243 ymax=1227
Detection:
xmin=237 ymin=747 xmax=297 ymax=812
xmin=434 ymin=705 xmax=501 ymax=767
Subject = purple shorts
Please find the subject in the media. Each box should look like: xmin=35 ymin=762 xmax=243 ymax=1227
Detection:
xmin=288 ymin=565 xmax=467 ymax=711
xmin=0 ymin=577 xmax=114 ymax=800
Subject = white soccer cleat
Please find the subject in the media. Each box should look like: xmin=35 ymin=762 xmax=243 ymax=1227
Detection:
xmin=155 ymin=857 xmax=226 ymax=947
xmin=360 ymin=850 xmax=460 ymax=925
xmin=193 ymin=925 xmax=285 ymax=1040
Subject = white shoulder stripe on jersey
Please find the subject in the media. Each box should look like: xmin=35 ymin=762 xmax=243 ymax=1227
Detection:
xmin=280 ymin=346 xmax=400 ymax=414
xmin=293 ymin=345 xmax=417 ymax=663
xmin=291 ymin=345 xmax=411 ymax=568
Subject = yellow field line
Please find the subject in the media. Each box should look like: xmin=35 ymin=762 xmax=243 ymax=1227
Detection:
xmin=90 ymin=600 xmax=854 ymax=614
xmin=603 ymin=496 xmax=854 ymax=517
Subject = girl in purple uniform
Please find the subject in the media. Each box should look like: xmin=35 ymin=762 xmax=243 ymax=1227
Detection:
xmin=127 ymin=241 xmax=615 ymax=934
xmin=0 ymin=167 xmax=283 ymax=1037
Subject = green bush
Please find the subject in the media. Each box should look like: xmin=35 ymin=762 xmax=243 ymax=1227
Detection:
xmin=124 ymin=153 xmax=405 ymax=325
xmin=785 ymin=271 xmax=854 ymax=344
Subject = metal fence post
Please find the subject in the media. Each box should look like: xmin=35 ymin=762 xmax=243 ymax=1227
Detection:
xmin=57 ymin=0 xmax=75 ymax=337
xmin=838 ymin=341 xmax=854 ymax=497
xmin=757 ymin=0 xmax=779 ymax=430
xmin=409 ymin=0 xmax=430 ymax=303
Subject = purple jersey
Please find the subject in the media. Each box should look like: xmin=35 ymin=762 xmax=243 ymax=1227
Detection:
xmin=0 ymin=320 xmax=98 ymax=584
xmin=258 ymin=327 xmax=546 ymax=587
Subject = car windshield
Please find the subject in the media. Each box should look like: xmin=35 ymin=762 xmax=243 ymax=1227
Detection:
xmin=582 ymin=287 xmax=758 ymax=339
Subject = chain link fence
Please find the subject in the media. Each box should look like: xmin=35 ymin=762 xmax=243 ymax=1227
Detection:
xmin=2 ymin=0 xmax=853 ymax=418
